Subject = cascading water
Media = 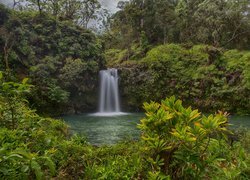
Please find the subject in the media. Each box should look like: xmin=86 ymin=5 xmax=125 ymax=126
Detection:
xmin=99 ymin=68 xmax=120 ymax=112
xmin=92 ymin=68 xmax=126 ymax=116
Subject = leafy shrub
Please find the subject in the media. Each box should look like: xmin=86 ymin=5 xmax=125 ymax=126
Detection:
xmin=0 ymin=142 xmax=55 ymax=180
xmin=138 ymin=96 xmax=249 ymax=179
xmin=0 ymin=75 xmax=68 ymax=179
xmin=83 ymin=141 xmax=147 ymax=179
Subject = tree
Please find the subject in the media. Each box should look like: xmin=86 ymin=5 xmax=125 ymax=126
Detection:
xmin=44 ymin=0 xmax=63 ymax=17
xmin=26 ymin=0 xmax=47 ymax=14
xmin=107 ymin=0 xmax=250 ymax=49
xmin=175 ymin=0 xmax=250 ymax=48
xmin=0 ymin=5 xmax=12 ymax=73
xmin=79 ymin=0 xmax=101 ymax=28
xmin=23 ymin=0 xmax=102 ymax=28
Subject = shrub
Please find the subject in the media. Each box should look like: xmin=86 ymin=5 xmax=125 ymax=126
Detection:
xmin=138 ymin=96 xmax=249 ymax=179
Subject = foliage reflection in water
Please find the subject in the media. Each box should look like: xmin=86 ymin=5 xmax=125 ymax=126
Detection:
xmin=62 ymin=114 xmax=250 ymax=145
xmin=63 ymin=113 xmax=143 ymax=145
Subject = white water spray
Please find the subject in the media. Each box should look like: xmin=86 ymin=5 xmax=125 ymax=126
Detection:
xmin=99 ymin=68 xmax=120 ymax=112
xmin=92 ymin=68 xmax=126 ymax=116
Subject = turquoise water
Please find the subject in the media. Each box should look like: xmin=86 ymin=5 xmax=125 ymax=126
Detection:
xmin=62 ymin=113 xmax=143 ymax=145
xmin=62 ymin=113 xmax=250 ymax=145
xmin=229 ymin=115 xmax=250 ymax=129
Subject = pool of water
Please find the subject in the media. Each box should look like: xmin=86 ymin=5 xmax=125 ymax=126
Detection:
xmin=62 ymin=113 xmax=143 ymax=145
xmin=62 ymin=113 xmax=250 ymax=145
xmin=229 ymin=115 xmax=250 ymax=129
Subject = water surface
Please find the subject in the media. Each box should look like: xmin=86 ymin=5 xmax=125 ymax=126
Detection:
xmin=63 ymin=113 xmax=143 ymax=145
xmin=62 ymin=113 xmax=250 ymax=145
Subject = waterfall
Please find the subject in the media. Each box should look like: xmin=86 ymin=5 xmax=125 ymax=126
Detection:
xmin=91 ymin=68 xmax=126 ymax=116
xmin=99 ymin=68 xmax=121 ymax=113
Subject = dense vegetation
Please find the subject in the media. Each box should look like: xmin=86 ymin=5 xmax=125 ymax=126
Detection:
xmin=109 ymin=44 xmax=250 ymax=114
xmin=0 ymin=73 xmax=249 ymax=178
xmin=106 ymin=0 xmax=250 ymax=50
xmin=1 ymin=1 xmax=250 ymax=115
xmin=0 ymin=4 xmax=105 ymax=115
xmin=0 ymin=0 xmax=250 ymax=179
xmin=102 ymin=0 xmax=250 ymax=114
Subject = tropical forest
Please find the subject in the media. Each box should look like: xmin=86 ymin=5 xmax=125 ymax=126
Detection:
xmin=0 ymin=0 xmax=250 ymax=179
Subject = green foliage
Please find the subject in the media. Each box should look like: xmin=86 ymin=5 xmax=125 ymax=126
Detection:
xmin=0 ymin=71 xmax=32 ymax=129
xmin=0 ymin=74 xmax=145 ymax=179
xmin=144 ymin=43 xmax=187 ymax=62
xmin=107 ymin=0 xmax=250 ymax=50
xmin=138 ymin=96 xmax=249 ymax=179
xmin=22 ymin=0 xmax=101 ymax=28
xmin=105 ymin=48 xmax=124 ymax=65
xmin=118 ymin=44 xmax=250 ymax=114
xmin=0 ymin=146 xmax=56 ymax=179
xmin=0 ymin=76 xmax=66 ymax=179
xmin=0 ymin=2 xmax=249 ymax=179
xmin=0 ymin=75 xmax=249 ymax=179
xmin=0 ymin=6 xmax=105 ymax=115
xmin=82 ymin=141 xmax=146 ymax=179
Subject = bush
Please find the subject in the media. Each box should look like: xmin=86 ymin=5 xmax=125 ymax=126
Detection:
xmin=138 ymin=96 xmax=249 ymax=179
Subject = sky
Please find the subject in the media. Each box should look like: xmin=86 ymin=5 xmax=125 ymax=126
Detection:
xmin=99 ymin=0 xmax=121 ymax=13
xmin=0 ymin=0 xmax=122 ymax=13
xmin=0 ymin=0 xmax=11 ymax=6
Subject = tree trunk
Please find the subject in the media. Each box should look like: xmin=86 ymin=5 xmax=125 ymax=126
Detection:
xmin=4 ymin=41 xmax=10 ymax=73
xmin=37 ymin=0 xmax=42 ymax=14
xmin=163 ymin=26 xmax=166 ymax=44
